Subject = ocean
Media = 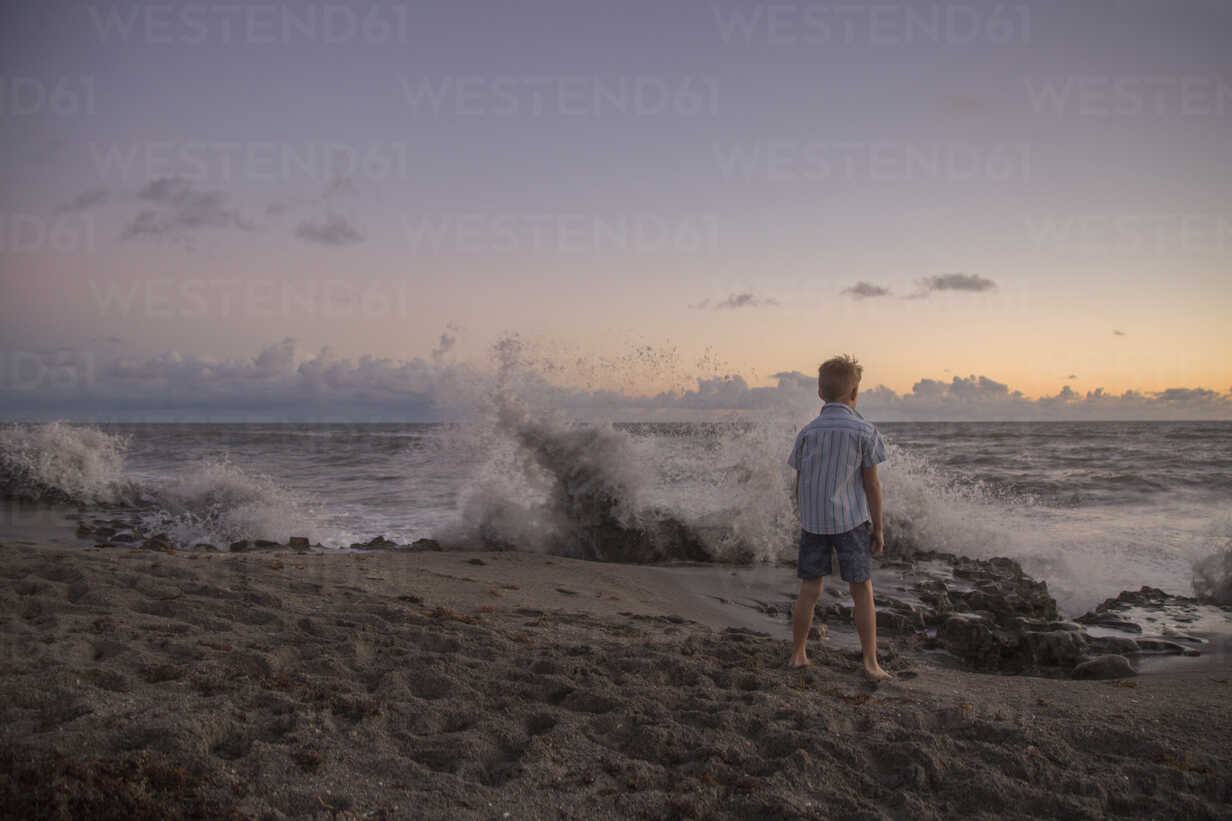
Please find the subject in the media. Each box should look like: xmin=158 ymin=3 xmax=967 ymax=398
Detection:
xmin=2 ymin=416 xmax=1229 ymax=617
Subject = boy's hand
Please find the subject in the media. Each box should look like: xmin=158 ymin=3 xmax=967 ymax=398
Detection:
xmin=870 ymin=526 xmax=885 ymax=557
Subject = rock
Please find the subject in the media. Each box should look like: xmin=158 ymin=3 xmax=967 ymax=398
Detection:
xmin=877 ymin=610 xmax=921 ymax=632
xmin=192 ymin=543 xmax=219 ymax=552
xmin=1134 ymin=638 xmax=1187 ymax=654
xmin=1021 ymin=629 xmax=1088 ymax=667
xmin=875 ymin=599 xmax=927 ymax=633
xmin=254 ymin=539 xmax=281 ymax=550
xmin=112 ymin=532 xmax=136 ymax=543
xmin=288 ymin=536 xmax=310 ymax=549
xmin=1071 ymin=654 xmax=1137 ymax=680
xmin=939 ymin=614 xmax=1004 ymax=669
xmin=1106 ymin=586 xmax=1176 ymax=607
xmin=352 ymin=536 xmax=397 ymax=551
xmin=934 ymin=554 xmax=1058 ymax=625
xmin=1075 ymin=612 xmax=1143 ymax=633
xmin=1087 ymin=635 xmax=1141 ymax=656
xmin=916 ymin=580 xmax=953 ymax=622
xmin=141 ymin=534 xmax=173 ymax=552
xmin=229 ymin=540 xmax=252 ymax=553
xmin=409 ymin=538 xmax=442 ymax=552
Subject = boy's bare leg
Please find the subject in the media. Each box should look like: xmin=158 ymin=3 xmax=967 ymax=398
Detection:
xmin=849 ymin=580 xmax=892 ymax=680
xmin=790 ymin=578 xmax=824 ymax=668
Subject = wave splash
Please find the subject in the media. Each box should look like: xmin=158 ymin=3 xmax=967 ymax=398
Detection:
xmin=135 ymin=457 xmax=314 ymax=548
xmin=0 ymin=421 xmax=320 ymax=548
xmin=436 ymin=336 xmax=811 ymax=563
xmin=452 ymin=405 xmax=714 ymax=562
xmin=1193 ymin=514 xmax=1232 ymax=605
xmin=4 ymin=341 xmax=1226 ymax=613
xmin=0 ymin=422 xmax=136 ymax=504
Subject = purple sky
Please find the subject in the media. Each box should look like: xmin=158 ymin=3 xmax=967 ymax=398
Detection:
xmin=1 ymin=0 xmax=1230 ymax=420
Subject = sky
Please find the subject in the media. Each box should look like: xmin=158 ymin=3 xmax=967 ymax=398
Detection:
xmin=1 ymin=0 xmax=1229 ymax=420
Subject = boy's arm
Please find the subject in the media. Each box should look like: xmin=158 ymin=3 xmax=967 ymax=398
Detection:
xmin=862 ymin=464 xmax=884 ymax=556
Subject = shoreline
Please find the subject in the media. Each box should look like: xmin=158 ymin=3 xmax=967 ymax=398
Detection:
xmin=3 ymin=542 xmax=1230 ymax=819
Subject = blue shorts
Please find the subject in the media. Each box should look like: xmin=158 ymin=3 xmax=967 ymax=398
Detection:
xmin=797 ymin=522 xmax=873 ymax=583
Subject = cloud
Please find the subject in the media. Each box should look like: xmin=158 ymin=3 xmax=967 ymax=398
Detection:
xmin=3 ymin=342 xmax=1229 ymax=422
xmin=1155 ymin=388 xmax=1220 ymax=401
xmin=712 ymin=292 xmax=780 ymax=310
xmin=916 ymin=273 xmax=997 ymax=294
xmin=771 ymin=371 xmax=815 ymax=391
xmin=54 ymin=188 xmax=108 ymax=214
xmin=910 ymin=378 xmax=948 ymax=398
xmin=948 ymin=375 xmax=1010 ymax=399
xmin=122 ymin=177 xmax=254 ymax=240
xmin=1113 ymin=329 xmax=1126 ymax=336
xmin=295 ymin=213 xmax=364 ymax=246
xmin=842 ymin=282 xmax=891 ymax=300
xmin=266 ymin=201 xmax=288 ymax=217
xmin=690 ymin=292 xmax=779 ymax=310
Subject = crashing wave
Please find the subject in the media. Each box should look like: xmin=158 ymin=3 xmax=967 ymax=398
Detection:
xmin=0 ymin=422 xmax=135 ymax=505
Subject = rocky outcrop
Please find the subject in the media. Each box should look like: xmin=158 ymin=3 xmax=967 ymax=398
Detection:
xmin=350 ymin=536 xmax=398 ymax=551
xmin=837 ymin=552 xmax=1209 ymax=679
xmin=933 ymin=614 xmax=1088 ymax=674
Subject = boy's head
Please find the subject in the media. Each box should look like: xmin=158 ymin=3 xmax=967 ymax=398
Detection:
xmin=818 ymin=354 xmax=863 ymax=403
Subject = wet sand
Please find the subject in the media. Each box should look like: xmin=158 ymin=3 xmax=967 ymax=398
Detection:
xmin=2 ymin=543 xmax=1230 ymax=820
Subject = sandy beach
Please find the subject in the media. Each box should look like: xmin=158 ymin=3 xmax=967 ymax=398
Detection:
xmin=2 ymin=542 xmax=1230 ymax=820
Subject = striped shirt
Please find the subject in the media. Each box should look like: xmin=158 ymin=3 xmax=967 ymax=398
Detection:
xmin=788 ymin=403 xmax=888 ymax=535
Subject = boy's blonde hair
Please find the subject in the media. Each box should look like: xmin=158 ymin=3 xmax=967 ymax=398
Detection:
xmin=818 ymin=354 xmax=863 ymax=402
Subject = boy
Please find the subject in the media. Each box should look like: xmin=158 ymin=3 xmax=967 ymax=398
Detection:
xmin=787 ymin=354 xmax=891 ymax=680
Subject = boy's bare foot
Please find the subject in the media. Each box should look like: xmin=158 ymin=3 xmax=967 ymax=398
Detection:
xmin=789 ymin=653 xmax=809 ymax=669
xmin=864 ymin=662 xmax=893 ymax=681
